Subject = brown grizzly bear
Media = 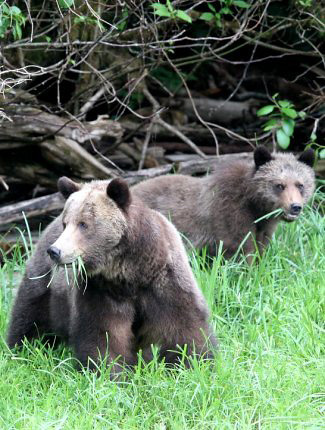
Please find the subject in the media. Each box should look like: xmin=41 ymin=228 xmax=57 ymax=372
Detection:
xmin=132 ymin=147 xmax=315 ymax=261
xmin=7 ymin=178 xmax=216 ymax=378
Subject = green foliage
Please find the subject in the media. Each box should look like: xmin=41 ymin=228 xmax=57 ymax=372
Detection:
xmin=151 ymin=66 xmax=197 ymax=93
xmin=58 ymin=0 xmax=74 ymax=9
xmin=116 ymin=8 xmax=129 ymax=32
xmin=199 ymin=0 xmax=249 ymax=28
xmin=295 ymin=0 xmax=313 ymax=7
xmin=0 ymin=2 xmax=26 ymax=40
xmin=257 ymin=94 xmax=306 ymax=150
xmin=152 ymin=1 xmax=192 ymax=24
xmin=73 ymin=15 xmax=105 ymax=32
xmin=308 ymin=132 xmax=325 ymax=161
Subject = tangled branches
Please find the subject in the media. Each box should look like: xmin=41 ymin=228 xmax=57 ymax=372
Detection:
xmin=0 ymin=1 xmax=324 ymax=212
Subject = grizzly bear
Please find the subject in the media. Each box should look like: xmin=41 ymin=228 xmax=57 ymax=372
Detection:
xmin=7 ymin=177 xmax=216 ymax=378
xmin=132 ymin=147 xmax=315 ymax=261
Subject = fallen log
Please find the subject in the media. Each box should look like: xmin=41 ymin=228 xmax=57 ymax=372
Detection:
xmin=161 ymin=97 xmax=257 ymax=124
xmin=0 ymin=192 xmax=64 ymax=227
xmin=0 ymin=103 xmax=123 ymax=147
xmin=41 ymin=136 xmax=119 ymax=179
xmin=152 ymin=141 xmax=252 ymax=155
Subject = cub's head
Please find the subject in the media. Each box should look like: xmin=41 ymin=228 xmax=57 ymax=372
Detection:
xmin=47 ymin=177 xmax=131 ymax=269
xmin=252 ymin=146 xmax=316 ymax=221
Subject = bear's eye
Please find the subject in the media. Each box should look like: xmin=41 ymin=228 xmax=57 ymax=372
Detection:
xmin=296 ymin=183 xmax=304 ymax=192
xmin=275 ymin=184 xmax=285 ymax=191
xmin=62 ymin=222 xmax=66 ymax=229
xmin=78 ymin=221 xmax=88 ymax=230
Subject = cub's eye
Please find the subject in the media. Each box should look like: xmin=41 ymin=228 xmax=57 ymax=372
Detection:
xmin=78 ymin=222 xmax=88 ymax=230
xmin=275 ymin=184 xmax=285 ymax=191
xmin=296 ymin=183 xmax=304 ymax=191
xmin=62 ymin=222 xmax=66 ymax=229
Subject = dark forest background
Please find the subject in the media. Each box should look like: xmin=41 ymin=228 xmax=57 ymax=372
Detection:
xmin=0 ymin=0 xmax=324 ymax=237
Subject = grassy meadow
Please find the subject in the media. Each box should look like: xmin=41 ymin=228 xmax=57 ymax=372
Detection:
xmin=0 ymin=192 xmax=324 ymax=429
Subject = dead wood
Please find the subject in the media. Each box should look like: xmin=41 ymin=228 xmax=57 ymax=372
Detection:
xmin=162 ymin=98 xmax=257 ymax=124
xmin=153 ymin=141 xmax=252 ymax=154
xmin=0 ymin=157 xmax=57 ymax=188
xmin=0 ymin=192 xmax=64 ymax=227
xmin=41 ymin=136 xmax=119 ymax=179
xmin=0 ymin=104 xmax=123 ymax=147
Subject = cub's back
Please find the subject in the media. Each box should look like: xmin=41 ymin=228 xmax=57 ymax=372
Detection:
xmin=132 ymin=174 xmax=205 ymax=222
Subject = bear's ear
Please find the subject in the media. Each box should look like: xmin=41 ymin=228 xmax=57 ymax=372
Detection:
xmin=57 ymin=176 xmax=81 ymax=199
xmin=107 ymin=178 xmax=131 ymax=211
xmin=254 ymin=146 xmax=273 ymax=170
xmin=298 ymin=148 xmax=315 ymax=168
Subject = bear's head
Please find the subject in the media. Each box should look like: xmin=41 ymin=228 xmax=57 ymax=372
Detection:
xmin=252 ymin=146 xmax=316 ymax=221
xmin=47 ymin=177 xmax=131 ymax=269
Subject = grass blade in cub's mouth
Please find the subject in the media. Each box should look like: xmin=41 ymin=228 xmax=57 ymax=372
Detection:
xmin=66 ymin=256 xmax=88 ymax=291
xmin=64 ymin=264 xmax=70 ymax=287
xmin=254 ymin=208 xmax=284 ymax=224
xmin=29 ymin=265 xmax=58 ymax=289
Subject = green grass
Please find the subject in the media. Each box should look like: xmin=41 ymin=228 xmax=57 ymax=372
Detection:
xmin=0 ymin=194 xmax=324 ymax=429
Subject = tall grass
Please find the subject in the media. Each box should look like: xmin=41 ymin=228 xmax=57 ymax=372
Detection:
xmin=0 ymin=196 xmax=324 ymax=429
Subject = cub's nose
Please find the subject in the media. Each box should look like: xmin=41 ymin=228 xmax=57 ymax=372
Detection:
xmin=47 ymin=246 xmax=61 ymax=263
xmin=290 ymin=203 xmax=302 ymax=215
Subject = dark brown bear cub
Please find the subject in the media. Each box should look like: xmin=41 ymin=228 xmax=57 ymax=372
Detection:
xmin=133 ymin=147 xmax=316 ymax=261
xmin=7 ymin=178 xmax=216 ymax=377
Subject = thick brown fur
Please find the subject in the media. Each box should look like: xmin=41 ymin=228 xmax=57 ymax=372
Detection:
xmin=7 ymin=178 xmax=216 ymax=378
xmin=132 ymin=148 xmax=315 ymax=260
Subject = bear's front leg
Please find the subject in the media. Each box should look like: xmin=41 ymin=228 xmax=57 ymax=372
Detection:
xmin=70 ymin=291 xmax=136 ymax=378
xmin=7 ymin=273 xmax=52 ymax=348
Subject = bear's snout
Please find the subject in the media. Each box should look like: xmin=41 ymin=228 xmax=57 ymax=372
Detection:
xmin=47 ymin=246 xmax=61 ymax=263
xmin=290 ymin=203 xmax=302 ymax=216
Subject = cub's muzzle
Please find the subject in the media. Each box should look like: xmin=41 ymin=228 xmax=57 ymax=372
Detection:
xmin=290 ymin=203 xmax=302 ymax=216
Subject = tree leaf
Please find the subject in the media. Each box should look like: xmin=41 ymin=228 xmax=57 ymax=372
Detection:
xmin=319 ymin=148 xmax=325 ymax=159
xmin=257 ymin=105 xmax=275 ymax=116
xmin=282 ymin=119 xmax=295 ymax=136
xmin=281 ymin=107 xmax=297 ymax=119
xmin=200 ymin=12 xmax=214 ymax=21
xmin=152 ymin=4 xmax=171 ymax=18
xmin=276 ymin=129 xmax=290 ymax=149
xmin=166 ymin=0 xmax=174 ymax=13
xmin=233 ymin=1 xmax=250 ymax=8
xmin=176 ymin=10 xmax=192 ymax=23
xmin=2 ymin=4 xmax=10 ymax=14
xmin=278 ymin=100 xmax=291 ymax=108
xmin=58 ymin=0 xmax=74 ymax=8
xmin=263 ymin=119 xmax=278 ymax=131
xmin=208 ymin=4 xmax=216 ymax=12
xmin=10 ymin=6 xmax=23 ymax=16
xmin=220 ymin=7 xmax=232 ymax=14
xmin=0 ymin=17 xmax=9 ymax=38
xmin=14 ymin=22 xmax=22 ymax=40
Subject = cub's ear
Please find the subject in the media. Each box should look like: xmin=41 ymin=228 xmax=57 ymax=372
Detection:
xmin=298 ymin=148 xmax=315 ymax=168
xmin=107 ymin=178 xmax=131 ymax=211
xmin=57 ymin=177 xmax=81 ymax=199
xmin=254 ymin=146 xmax=273 ymax=170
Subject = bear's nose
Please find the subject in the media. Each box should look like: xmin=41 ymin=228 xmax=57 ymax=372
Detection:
xmin=47 ymin=246 xmax=61 ymax=263
xmin=290 ymin=203 xmax=302 ymax=215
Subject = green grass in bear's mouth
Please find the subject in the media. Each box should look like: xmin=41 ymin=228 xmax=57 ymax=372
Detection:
xmin=254 ymin=207 xmax=284 ymax=223
xmin=28 ymin=256 xmax=87 ymax=290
